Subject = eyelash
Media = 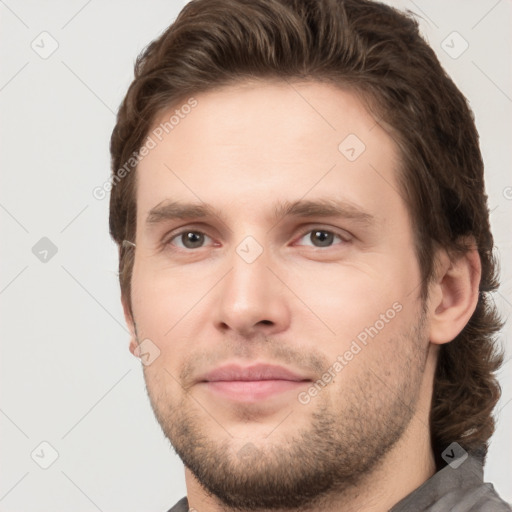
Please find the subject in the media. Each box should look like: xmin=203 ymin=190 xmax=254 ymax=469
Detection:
xmin=162 ymin=226 xmax=351 ymax=251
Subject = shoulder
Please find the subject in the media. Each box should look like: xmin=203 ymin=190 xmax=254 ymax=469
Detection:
xmin=165 ymin=496 xmax=189 ymax=512
xmin=465 ymin=483 xmax=512 ymax=511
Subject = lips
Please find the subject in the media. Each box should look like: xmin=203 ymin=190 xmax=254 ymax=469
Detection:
xmin=197 ymin=363 xmax=311 ymax=402
xmin=199 ymin=363 xmax=309 ymax=382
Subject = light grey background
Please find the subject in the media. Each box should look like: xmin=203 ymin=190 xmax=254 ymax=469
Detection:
xmin=0 ymin=1 xmax=511 ymax=510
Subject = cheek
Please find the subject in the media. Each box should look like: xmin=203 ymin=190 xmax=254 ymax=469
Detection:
xmin=131 ymin=264 xmax=182 ymax=339
xmin=130 ymin=262 xmax=215 ymax=350
xmin=131 ymin=273 xmax=189 ymax=382
xmin=286 ymin=260 xmax=406 ymax=346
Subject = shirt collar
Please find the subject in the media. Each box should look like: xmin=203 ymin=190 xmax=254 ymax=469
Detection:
xmin=390 ymin=454 xmax=485 ymax=511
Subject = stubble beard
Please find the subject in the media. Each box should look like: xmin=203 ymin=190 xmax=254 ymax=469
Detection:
xmin=143 ymin=316 xmax=429 ymax=511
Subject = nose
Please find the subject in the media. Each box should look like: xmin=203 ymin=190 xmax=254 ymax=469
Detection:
xmin=213 ymin=243 xmax=291 ymax=338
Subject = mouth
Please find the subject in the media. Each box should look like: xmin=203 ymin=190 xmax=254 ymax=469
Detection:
xmin=197 ymin=363 xmax=312 ymax=402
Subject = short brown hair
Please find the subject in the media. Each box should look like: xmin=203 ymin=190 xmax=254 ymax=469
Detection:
xmin=109 ymin=0 xmax=503 ymax=467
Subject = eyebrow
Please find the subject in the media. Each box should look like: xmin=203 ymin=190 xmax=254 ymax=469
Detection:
xmin=146 ymin=201 xmax=219 ymax=224
xmin=145 ymin=198 xmax=375 ymax=227
xmin=273 ymin=199 xmax=375 ymax=227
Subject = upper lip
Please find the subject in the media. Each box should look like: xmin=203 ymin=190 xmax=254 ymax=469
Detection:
xmin=198 ymin=363 xmax=311 ymax=382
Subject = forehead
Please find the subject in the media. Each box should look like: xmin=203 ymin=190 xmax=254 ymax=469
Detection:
xmin=135 ymin=80 xmax=405 ymax=227
xmin=149 ymin=79 xmax=386 ymax=156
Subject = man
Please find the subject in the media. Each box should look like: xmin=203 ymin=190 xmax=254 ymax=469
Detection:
xmin=109 ymin=0 xmax=510 ymax=510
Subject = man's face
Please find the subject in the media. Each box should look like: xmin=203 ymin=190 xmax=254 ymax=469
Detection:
xmin=129 ymin=80 xmax=432 ymax=509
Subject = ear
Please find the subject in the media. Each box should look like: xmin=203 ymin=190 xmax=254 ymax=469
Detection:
xmin=121 ymin=295 xmax=138 ymax=356
xmin=428 ymin=242 xmax=481 ymax=345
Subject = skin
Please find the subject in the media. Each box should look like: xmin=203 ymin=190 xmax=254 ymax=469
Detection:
xmin=122 ymin=80 xmax=481 ymax=512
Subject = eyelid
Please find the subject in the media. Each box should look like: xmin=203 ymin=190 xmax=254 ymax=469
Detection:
xmin=163 ymin=226 xmax=217 ymax=248
xmin=161 ymin=223 xmax=352 ymax=250
xmin=292 ymin=225 xmax=352 ymax=245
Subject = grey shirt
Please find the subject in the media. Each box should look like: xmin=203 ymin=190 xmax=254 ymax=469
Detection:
xmin=166 ymin=455 xmax=511 ymax=511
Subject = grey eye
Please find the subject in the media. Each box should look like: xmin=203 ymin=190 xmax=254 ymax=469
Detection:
xmin=296 ymin=229 xmax=342 ymax=248
xmin=310 ymin=230 xmax=335 ymax=247
xmin=172 ymin=231 xmax=210 ymax=249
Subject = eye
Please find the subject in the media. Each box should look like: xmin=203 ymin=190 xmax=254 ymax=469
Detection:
xmin=295 ymin=229 xmax=346 ymax=248
xmin=168 ymin=230 xmax=213 ymax=249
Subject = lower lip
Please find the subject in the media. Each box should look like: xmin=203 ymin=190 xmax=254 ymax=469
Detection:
xmin=203 ymin=380 xmax=308 ymax=402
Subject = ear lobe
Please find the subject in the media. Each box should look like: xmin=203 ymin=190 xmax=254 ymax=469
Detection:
xmin=128 ymin=338 xmax=138 ymax=356
xmin=428 ymin=245 xmax=481 ymax=345
xmin=121 ymin=295 xmax=139 ymax=356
